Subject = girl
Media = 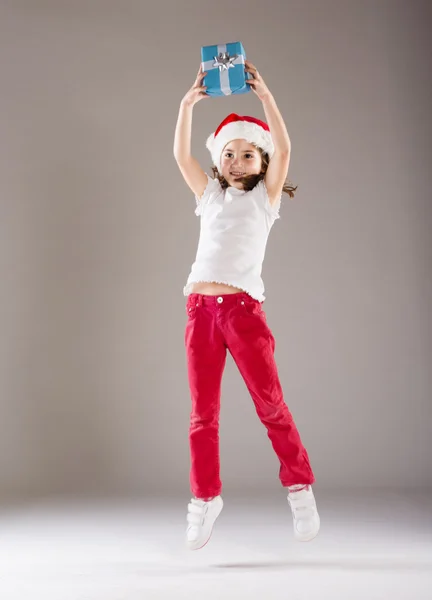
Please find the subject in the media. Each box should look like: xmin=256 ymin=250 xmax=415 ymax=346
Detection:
xmin=173 ymin=61 xmax=320 ymax=551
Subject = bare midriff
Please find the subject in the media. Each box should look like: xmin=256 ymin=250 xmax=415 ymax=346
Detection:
xmin=189 ymin=282 xmax=244 ymax=295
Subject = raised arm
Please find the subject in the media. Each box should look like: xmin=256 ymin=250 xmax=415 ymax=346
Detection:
xmin=245 ymin=61 xmax=291 ymax=206
xmin=174 ymin=66 xmax=210 ymax=198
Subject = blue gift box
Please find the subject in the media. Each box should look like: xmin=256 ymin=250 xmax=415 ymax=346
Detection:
xmin=201 ymin=42 xmax=252 ymax=97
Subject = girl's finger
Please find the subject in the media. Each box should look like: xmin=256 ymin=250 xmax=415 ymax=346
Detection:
xmin=196 ymin=66 xmax=207 ymax=79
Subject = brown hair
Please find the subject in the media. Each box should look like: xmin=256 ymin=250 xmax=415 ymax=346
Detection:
xmin=211 ymin=147 xmax=298 ymax=198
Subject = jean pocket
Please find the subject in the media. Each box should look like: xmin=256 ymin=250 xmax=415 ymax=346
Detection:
xmin=243 ymin=299 xmax=264 ymax=318
xmin=186 ymin=302 xmax=198 ymax=319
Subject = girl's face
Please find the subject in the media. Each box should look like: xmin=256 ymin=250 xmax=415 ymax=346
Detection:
xmin=220 ymin=139 xmax=263 ymax=189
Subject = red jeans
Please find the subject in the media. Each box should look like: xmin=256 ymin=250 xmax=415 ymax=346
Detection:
xmin=185 ymin=292 xmax=315 ymax=499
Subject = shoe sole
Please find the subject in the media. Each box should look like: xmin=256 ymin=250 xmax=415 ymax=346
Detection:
xmin=187 ymin=529 xmax=214 ymax=551
xmin=295 ymin=530 xmax=319 ymax=542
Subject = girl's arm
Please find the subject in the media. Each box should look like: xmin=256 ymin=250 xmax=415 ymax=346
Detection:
xmin=245 ymin=61 xmax=291 ymax=206
xmin=174 ymin=66 xmax=209 ymax=198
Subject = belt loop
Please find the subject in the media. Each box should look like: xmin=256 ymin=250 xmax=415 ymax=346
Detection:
xmin=197 ymin=294 xmax=203 ymax=307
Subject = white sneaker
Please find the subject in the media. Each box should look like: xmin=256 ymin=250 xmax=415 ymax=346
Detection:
xmin=186 ymin=495 xmax=223 ymax=550
xmin=287 ymin=484 xmax=320 ymax=542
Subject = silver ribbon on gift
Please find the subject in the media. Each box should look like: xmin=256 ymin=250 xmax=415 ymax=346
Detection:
xmin=202 ymin=44 xmax=245 ymax=96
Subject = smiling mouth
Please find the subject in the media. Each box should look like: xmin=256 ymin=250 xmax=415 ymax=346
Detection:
xmin=230 ymin=172 xmax=246 ymax=177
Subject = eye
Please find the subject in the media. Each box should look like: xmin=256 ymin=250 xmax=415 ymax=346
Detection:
xmin=225 ymin=152 xmax=233 ymax=158
xmin=245 ymin=153 xmax=254 ymax=159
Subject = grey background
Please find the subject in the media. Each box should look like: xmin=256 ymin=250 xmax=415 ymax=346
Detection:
xmin=0 ymin=0 xmax=431 ymax=501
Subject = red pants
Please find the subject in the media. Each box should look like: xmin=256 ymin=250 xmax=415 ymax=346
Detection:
xmin=185 ymin=292 xmax=315 ymax=499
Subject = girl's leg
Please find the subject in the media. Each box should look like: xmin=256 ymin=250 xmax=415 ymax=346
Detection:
xmin=185 ymin=294 xmax=227 ymax=499
xmin=225 ymin=297 xmax=315 ymax=487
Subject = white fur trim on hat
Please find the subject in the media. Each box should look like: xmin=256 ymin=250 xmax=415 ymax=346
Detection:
xmin=206 ymin=121 xmax=275 ymax=172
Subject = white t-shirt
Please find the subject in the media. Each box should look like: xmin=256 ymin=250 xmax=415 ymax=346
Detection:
xmin=183 ymin=174 xmax=281 ymax=301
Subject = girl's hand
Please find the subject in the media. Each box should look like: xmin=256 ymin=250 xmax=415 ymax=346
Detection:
xmin=181 ymin=65 xmax=210 ymax=107
xmin=245 ymin=60 xmax=271 ymax=101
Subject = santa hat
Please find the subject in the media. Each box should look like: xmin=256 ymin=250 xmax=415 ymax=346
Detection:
xmin=206 ymin=113 xmax=275 ymax=171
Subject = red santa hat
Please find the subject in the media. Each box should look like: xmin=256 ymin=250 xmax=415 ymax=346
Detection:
xmin=206 ymin=113 xmax=275 ymax=172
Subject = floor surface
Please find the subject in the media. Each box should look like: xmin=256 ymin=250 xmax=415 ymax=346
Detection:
xmin=0 ymin=490 xmax=431 ymax=600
